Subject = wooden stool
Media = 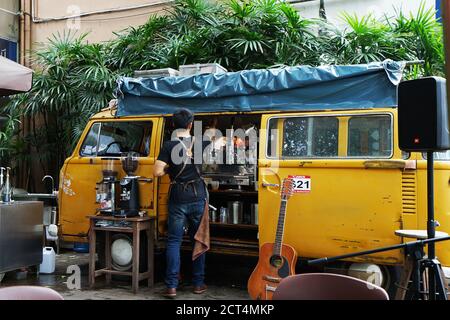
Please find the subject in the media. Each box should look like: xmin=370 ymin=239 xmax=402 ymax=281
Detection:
xmin=394 ymin=229 xmax=449 ymax=300
xmin=88 ymin=215 xmax=155 ymax=294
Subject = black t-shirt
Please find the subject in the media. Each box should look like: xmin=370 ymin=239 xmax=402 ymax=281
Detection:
xmin=157 ymin=137 xmax=210 ymax=204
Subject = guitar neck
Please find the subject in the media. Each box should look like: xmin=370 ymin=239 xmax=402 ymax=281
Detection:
xmin=273 ymin=197 xmax=288 ymax=256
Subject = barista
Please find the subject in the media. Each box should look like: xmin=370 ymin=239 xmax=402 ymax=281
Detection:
xmin=153 ymin=108 xmax=210 ymax=298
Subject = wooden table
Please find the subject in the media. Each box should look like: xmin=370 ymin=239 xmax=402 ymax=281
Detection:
xmin=88 ymin=215 xmax=155 ymax=294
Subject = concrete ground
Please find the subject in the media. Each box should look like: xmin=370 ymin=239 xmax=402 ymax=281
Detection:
xmin=0 ymin=250 xmax=256 ymax=300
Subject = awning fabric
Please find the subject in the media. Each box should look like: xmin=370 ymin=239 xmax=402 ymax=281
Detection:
xmin=0 ymin=56 xmax=33 ymax=96
xmin=116 ymin=60 xmax=405 ymax=116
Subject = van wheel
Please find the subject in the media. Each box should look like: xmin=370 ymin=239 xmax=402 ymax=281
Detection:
xmin=345 ymin=263 xmax=400 ymax=299
xmin=380 ymin=265 xmax=401 ymax=299
xmin=0 ymin=273 xmax=5 ymax=283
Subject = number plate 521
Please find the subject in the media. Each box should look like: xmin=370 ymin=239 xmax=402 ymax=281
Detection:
xmin=288 ymin=175 xmax=311 ymax=193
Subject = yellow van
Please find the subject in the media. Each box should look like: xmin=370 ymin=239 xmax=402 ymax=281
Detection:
xmin=57 ymin=62 xmax=450 ymax=291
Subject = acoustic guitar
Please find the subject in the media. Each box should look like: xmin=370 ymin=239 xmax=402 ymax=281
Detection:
xmin=248 ymin=178 xmax=297 ymax=300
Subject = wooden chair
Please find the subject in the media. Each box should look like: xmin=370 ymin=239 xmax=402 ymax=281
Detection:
xmin=0 ymin=286 xmax=64 ymax=300
xmin=272 ymin=273 xmax=389 ymax=300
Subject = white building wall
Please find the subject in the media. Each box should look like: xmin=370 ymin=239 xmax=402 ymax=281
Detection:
xmin=293 ymin=0 xmax=436 ymax=26
xmin=28 ymin=0 xmax=171 ymax=48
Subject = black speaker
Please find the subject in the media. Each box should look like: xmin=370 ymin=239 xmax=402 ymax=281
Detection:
xmin=398 ymin=77 xmax=450 ymax=151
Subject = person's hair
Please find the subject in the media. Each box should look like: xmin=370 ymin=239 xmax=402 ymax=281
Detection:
xmin=172 ymin=108 xmax=194 ymax=129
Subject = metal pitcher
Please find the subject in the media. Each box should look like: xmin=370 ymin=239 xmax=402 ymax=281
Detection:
xmin=228 ymin=201 xmax=243 ymax=224
xmin=219 ymin=207 xmax=228 ymax=223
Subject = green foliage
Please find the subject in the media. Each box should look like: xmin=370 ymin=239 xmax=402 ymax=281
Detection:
xmin=390 ymin=3 xmax=445 ymax=77
xmin=0 ymin=110 xmax=22 ymax=161
xmin=103 ymin=0 xmax=445 ymax=73
xmin=2 ymin=32 xmax=117 ymax=178
xmin=0 ymin=0 xmax=445 ymax=187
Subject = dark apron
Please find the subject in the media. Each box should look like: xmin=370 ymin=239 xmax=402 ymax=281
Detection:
xmin=167 ymin=137 xmax=209 ymax=203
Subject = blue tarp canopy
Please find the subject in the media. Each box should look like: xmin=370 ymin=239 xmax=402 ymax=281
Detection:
xmin=115 ymin=60 xmax=405 ymax=117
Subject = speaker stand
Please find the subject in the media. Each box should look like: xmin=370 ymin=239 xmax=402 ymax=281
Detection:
xmin=426 ymin=151 xmax=446 ymax=300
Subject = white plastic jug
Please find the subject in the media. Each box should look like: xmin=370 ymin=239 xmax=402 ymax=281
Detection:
xmin=39 ymin=247 xmax=56 ymax=274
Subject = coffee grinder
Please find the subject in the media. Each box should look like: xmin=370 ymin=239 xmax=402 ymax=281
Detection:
xmin=117 ymin=152 xmax=140 ymax=217
xmin=96 ymin=158 xmax=120 ymax=215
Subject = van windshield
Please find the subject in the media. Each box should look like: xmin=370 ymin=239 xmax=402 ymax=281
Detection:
xmin=80 ymin=121 xmax=152 ymax=157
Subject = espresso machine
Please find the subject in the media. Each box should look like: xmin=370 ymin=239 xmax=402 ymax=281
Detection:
xmin=117 ymin=152 xmax=140 ymax=217
xmin=96 ymin=159 xmax=120 ymax=215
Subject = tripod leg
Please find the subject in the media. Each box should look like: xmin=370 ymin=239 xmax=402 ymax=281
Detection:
xmin=411 ymin=259 xmax=423 ymax=299
xmin=437 ymin=265 xmax=448 ymax=286
xmin=433 ymin=262 xmax=448 ymax=300
xmin=423 ymin=267 xmax=430 ymax=300
xmin=395 ymin=255 xmax=414 ymax=300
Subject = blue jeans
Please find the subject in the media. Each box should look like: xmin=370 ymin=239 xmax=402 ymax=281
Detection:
xmin=166 ymin=199 xmax=206 ymax=289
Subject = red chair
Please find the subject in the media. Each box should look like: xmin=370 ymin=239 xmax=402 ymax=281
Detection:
xmin=273 ymin=273 xmax=389 ymax=300
xmin=0 ymin=286 xmax=64 ymax=300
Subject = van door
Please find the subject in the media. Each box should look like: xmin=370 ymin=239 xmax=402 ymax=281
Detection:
xmin=155 ymin=116 xmax=172 ymax=239
xmin=59 ymin=118 xmax=160 ymax=242
xmin=258 ymin=110 xmax=404 ymax=265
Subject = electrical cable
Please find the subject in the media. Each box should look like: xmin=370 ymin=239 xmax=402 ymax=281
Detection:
xmin=77 ymin=8 xmax=167 ymax=22
xmin=0 ymin=7 xmax=20 ymax=16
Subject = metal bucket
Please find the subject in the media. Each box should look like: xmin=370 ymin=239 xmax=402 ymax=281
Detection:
xmin=228 ymin=201 xmax=243 ymax=224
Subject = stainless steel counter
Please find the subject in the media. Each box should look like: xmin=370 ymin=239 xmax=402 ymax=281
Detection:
xmin=0 ymin=201 xmax=44 ymax=273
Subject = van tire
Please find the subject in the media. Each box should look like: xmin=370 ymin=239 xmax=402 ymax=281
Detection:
xmin=381 ymin=265 xmax=401 ymax=299
xmin=327 ymin=262 xmax=400 ymax=299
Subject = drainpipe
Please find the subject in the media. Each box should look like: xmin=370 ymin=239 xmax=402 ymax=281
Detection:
xmin=18 ymin=0 xmax=24 ymax=190
xmin=319 ymin=0 xmax=326 ymax=21
xmin=18 ymin=0 xmax=32 ymax=190
xmin=19 ymin=0 xmax=32 ymax=68
xmin=27 ymin=0 xmax=31 ymax=68
xmin=442 ymin=0 xmax=450 ymax=109
xmin=19 ymin=0 xmax=25 ymax=65
xmin=317 ymin=0 xmax=327 ymax=36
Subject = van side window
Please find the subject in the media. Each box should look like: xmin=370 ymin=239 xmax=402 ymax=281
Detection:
xmin=81 ymin=123 xmax=101 ymax=156
xmin=267 ymin=118 xmax=279 ymax=157
xmin=280 ymin=117 xmax=339 ymax=158
xmin=348 ymin=115 xmax=391 ymax=157
xmin=80 ymin=121 xmax=153 ymax=157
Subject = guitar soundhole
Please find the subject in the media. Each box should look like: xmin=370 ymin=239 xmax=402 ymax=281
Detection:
xmin=270 ymin=255 xmax=283 ymax=268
